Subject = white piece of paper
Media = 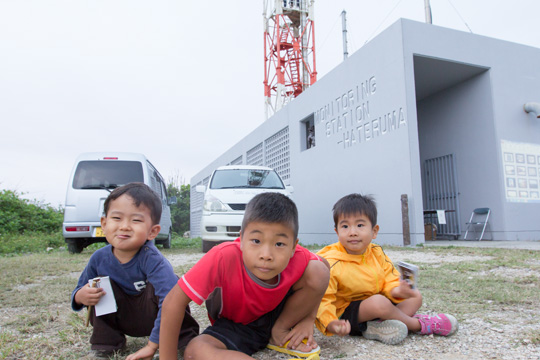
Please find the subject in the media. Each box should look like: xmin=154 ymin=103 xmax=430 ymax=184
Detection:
xmin=437 ymin=210 xmax=447 ymax=225
xmin=89 ymin=276 xmax=117 ymax=316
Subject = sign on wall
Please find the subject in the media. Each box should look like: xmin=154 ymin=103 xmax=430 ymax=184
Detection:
xmin=314 ymin=76 xmax=407 ymax=149
xmin=501 ymin=139 xmax=540 ymax=203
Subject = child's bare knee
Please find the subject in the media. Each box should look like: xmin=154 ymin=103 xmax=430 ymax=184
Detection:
xmin=184 ymin=336 xmax=203 ymax=359
xmin=184 ymin=344 xmax=196 ymax=359
xmin=365 ymin=294 xmax=394 ymax=316
xmin=407 ymin=289 xmax=423 ymax=305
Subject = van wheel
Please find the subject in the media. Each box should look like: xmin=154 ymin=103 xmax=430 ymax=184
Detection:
xmin=66 ymin=239 xmax=84 ymax=254
xmin=163 ymin=230 xmax=172 ymax=249
xmin=202 ymin=240 xmax=215 ymax=253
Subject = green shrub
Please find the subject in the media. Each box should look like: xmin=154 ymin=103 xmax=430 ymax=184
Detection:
xmin=167 ymin=183 xmax=191 ymax=235
xmin=0 ymin=190 xmax=63 ymax=234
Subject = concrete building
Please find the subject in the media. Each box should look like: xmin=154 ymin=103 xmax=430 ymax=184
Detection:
xmin=190 ymin=19 xmax=540 ymax=246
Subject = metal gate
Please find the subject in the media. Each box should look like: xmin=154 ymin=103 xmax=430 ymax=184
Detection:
xmin=424 ymin=154 xmax=461 ymax=239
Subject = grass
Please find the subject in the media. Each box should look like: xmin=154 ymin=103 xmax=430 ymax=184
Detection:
xmin=391 ymin=246 xmax=540 ymax=317
xmin=527 ymin=329 xmax=540 ymax=345
xmin=0 ymin=234 xmax=202 ymax=360
xmin=170 ymin=235 xmax=203 ymax=251
xmin=0 ymin=231 xmax=65 ymax=255
xmin=0 ymin=238 xmax=539 ymax=359
xmin=0 ymin=231 xmax=202 ymax=256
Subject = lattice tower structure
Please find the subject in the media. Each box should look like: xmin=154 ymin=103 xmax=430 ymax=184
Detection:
xmin=263 ymin=0 xmax=317 ymax=119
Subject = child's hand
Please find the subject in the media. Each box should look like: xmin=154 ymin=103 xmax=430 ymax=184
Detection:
xmin=74 ymin=283 xmax=106 ymax=306
xmin=278 ymin=316 xmax=318 ymax=352
xmin=393 ymin=279 xmax=420 ymax=299
xmin=327 ymin=319 xmax=351 ymax=336
xmin=125 ymin=341 xmax=158 ymax=360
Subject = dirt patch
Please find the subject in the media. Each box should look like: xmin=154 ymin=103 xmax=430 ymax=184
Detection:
xmin=384 ymin=250 xmax=491 ymax=265
xmin=249 ymin=310 xmax=540 ymax=360
xmin=479 ymin=266 xmax=540 ymax=279
xmin=162 ymin=250 xmax=540 ymax=360
xmin=166 ymin=253 xmax=204 ymax=268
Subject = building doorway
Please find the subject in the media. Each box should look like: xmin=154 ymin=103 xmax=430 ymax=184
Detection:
xmin=413 ymin=55 xmax=490 ymax=239
xmin=423 ymin=154 xmax=461 ymax=238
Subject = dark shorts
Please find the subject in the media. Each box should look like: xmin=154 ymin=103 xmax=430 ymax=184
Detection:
xmin=340 ymin=300 xmax=367 ymax=335
xmin=202 ymin=291 xmax=292 ymax=355
xmin=90 ymin=280 xmax=199 ymax=351
xmin=341 ymin=299 xmax=400 ymax=336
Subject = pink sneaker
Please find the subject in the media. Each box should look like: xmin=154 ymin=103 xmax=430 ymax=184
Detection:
xmin=414 ymin=313 xmax=458 ymax=336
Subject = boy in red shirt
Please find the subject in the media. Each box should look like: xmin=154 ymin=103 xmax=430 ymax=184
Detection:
xmin=160 ymin=192 xmax=329 ymax=360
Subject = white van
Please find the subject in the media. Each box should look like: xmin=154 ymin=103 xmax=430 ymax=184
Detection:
xmin=63 ymin=152 xmax=176 ymax=253
xmin=196 ymin=165 xmax=293 ymax=252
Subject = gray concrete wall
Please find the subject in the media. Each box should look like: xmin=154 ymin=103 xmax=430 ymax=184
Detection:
xmin=191 ymin=18 xmax=540 ymax=243
xmin=290 ymin=21 xmax=422 ymax=246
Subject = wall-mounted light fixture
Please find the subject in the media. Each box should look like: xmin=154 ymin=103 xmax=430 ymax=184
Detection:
xmin=524 ymin=102 xmax=540 ymax=118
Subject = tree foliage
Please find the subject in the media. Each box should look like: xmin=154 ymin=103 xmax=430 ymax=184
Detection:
xmin=0 ymin=190 xmax=63 ymax=234
xmin=167 ymin=180 xmax=191 ymax=235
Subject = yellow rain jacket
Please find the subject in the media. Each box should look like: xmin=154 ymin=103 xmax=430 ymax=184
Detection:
xmin=316 ymin=242 xmax=403 ymax=336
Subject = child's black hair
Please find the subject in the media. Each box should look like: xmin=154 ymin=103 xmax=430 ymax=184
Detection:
xmin=332 ymin=193 xmax=377 ymax=228
xmin=241 ymin=192 xmax=299 ymax=239
xmin=103 ymin=182 xmax=162 ymax=225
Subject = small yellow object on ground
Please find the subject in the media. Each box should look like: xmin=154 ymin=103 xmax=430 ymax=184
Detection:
xmin=267 ymin=339 xmax=321 ymax=358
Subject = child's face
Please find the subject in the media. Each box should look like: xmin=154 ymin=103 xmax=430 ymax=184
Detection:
xmin=100 ymin=194 xmax=160 ymax=260
xmin=335 ymin=212 xmax=379 ymax=255
xmin=240 ymin=221 xmax=298 ymax=285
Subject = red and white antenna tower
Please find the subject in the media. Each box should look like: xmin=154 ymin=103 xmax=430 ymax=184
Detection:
xmin=263 ymin=0 xmax=317 ymax=119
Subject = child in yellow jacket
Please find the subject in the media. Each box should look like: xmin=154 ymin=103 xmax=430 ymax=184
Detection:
xmin=316 ymin=194 xmax=458 ymax=345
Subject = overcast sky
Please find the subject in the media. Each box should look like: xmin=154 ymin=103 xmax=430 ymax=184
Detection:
xmin=1 ymin=0 xmax=540 ymax=207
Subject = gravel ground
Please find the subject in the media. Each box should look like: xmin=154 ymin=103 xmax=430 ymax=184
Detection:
xmin=1 ymin=248 xmax=539 ymax=359
xmin=166 ymin=250 xmax=540 ymax=360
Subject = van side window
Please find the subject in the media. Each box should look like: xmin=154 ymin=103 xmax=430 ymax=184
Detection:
xmin=159 ymin=178 xmax=168 ymax=204
xmin=146 ymin=162 xmax=161 ymax=196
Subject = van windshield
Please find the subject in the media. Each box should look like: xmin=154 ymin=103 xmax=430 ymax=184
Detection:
xmin=210 ymin=169 xmax=285 ymax=190
xmin=72 ymin=161 xmax=144 ymax=190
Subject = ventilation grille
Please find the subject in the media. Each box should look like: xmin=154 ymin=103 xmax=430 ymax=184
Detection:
xmin=265 ymin=127 xmax=290 ymax=180
xmin=190 ymin=177 xmax=210 ymax=238
xmin=247 ymin=143 xmax=264 ymax=166
xmin=230 ymin=156 xmax=243 ymax=165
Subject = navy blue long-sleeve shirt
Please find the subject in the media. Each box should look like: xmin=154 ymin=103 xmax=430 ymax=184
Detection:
xmin=71 ymin=241 xmax=177 ymax=344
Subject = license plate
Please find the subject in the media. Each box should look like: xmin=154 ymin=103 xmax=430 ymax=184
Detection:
xmin=94 ymin=227 xmax=105 ymax=237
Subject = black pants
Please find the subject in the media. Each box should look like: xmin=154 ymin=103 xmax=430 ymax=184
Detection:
xmin=90 ymin=280 xmax=199 ymax=351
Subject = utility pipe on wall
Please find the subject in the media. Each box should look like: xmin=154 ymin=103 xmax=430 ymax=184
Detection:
xmin=524 ymin=102 xmax=540 ymax=118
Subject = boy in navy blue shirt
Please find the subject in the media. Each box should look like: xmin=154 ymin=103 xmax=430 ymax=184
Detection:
xmin=71 ymin=182 xmax=199 ymax=359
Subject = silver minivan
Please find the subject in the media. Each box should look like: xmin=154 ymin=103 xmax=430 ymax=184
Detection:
xmin=63 ymin=152 xmax=175 ymax=253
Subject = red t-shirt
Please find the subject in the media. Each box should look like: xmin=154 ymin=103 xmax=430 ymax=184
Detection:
xmin=178 ymin=238 xmax=320 ymax=325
